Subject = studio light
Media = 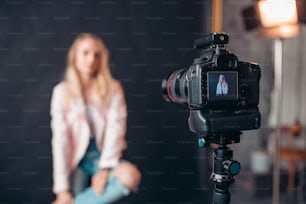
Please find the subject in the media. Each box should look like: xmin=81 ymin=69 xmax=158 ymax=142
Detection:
xmin=241 ymin=1 xmax=306 ymax=204
xmin=242 ymin=0 xmax=306 ymax=38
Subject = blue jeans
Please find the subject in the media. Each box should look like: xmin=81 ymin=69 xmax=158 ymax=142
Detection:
xmin=72 ymin=139 xmax=129 ymax=204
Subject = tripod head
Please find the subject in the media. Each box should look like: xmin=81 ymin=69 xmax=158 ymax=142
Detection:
xmin=199 ymin=132 xmax=241 ymax=204
xmin=198 ymin=132 xmax=241 ymax=147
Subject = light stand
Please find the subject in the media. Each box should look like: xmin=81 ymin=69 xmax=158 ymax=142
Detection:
xmin=241 ymin=1 xmax=303 ymax=203
xmin=272 ymin=38 xmax=284 ymax=204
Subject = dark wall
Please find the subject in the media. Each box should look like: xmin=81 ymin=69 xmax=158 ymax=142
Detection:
xmin=0 ymin=1 xmax=210 ymax=203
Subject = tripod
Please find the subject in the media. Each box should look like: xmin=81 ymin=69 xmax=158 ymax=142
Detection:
xmin=199 ymin=132 xmax=241 ymax=204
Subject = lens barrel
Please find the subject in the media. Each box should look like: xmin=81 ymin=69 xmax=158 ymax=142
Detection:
xmin=161 ymin=69 xmax=188 ymax=104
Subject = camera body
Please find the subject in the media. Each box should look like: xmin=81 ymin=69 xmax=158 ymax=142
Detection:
xmin=187 ymin=47 xmax=260 ymax=110
xmin=162 ymin=33 xmax=261 ymax=140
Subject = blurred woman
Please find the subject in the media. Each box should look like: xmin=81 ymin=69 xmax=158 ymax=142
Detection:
xmin=50 ymin=33 xmax=141 ymax=204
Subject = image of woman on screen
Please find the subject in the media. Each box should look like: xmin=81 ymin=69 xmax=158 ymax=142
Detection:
xmin=216 ymin=74 xmax=228 ymax=96
xmin=50 ymin=33 xmax=141 ymax=204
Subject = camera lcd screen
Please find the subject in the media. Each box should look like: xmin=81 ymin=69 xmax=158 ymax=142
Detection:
xmin=207 ymin=71 xmax=238 ymax=101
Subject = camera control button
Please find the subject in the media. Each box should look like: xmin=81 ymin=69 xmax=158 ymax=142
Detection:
xmin=239 ymin=84 xmax=248 ymax=98
xmin=198 ymin=138 xmax=206 ymax=147
xmin=223 ymin=160 xmax=241 ymax=176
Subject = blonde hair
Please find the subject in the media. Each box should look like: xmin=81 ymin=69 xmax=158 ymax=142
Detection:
xmin=63 ymin=33 xmax=113 ymax=108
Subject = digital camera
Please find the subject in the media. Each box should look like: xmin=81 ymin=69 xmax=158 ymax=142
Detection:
xmin=162 ymin=33 xmax=261 ymax=140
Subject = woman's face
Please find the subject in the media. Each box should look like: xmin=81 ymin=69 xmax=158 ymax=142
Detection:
xmin=75 ymin=38 xmax=101 ymax=77
xmin=219 ymin=75 xmax=224 ymax=82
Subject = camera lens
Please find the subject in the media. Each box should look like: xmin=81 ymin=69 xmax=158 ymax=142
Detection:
xmin=161 ymin=69 xmax=188 ymax=104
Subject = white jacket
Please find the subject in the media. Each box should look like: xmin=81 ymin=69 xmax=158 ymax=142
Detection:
xmin=50 ymin=80 xmax=127 ymax=193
